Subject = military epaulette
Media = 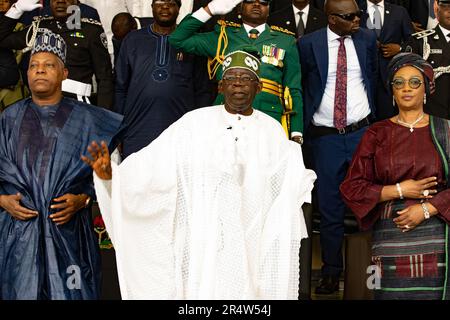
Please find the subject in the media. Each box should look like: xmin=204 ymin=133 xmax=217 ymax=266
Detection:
xmin=270 ymin=25 xmax=295 ymax=36
xmin=81 ymin=18 xmax=102 ymax=26
xmin=32 ymin=15 xmax=53 ymax=22
xmin=217 ymin=19 xmax=241 ymax=28
xmin=411 ymin=29 xmax=435 ymax=39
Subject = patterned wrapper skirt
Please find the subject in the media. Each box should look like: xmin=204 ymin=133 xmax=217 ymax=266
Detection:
xmin=372 ymin=199 xmax=449 ymax=300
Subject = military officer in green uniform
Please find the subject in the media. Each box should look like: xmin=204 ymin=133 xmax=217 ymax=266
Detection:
xmin=403 ymin=0 xmax=450 ymax=119
xmin=169 ymin=0 xmax=304 ymax=142
xmin=0 ymin=0 xmax=114 ymax=109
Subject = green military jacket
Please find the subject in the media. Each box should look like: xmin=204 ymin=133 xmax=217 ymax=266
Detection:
xmin=169 ymin=14 xmax=304 ymax=133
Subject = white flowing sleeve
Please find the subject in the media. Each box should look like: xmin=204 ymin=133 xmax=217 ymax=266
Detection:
xmin=93 ymin=120 xmax=181 ymax=299
xmin=259 ymin=142 xmax=316 ymax=299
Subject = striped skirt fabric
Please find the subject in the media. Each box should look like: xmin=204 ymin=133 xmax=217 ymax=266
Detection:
xmin=371 ymin=200 xmax=449 ymax=300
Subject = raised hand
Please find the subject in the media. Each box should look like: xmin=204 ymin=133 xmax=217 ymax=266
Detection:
xmin=207 ymin=0 xmax=242 ymax=16
xmin=81 ymin=141 xmax=112 ymax=180
xmin=15 ymin=0 xmax=42 ymax=12
xmin=6 ymin=0 xmax=42 ymax=19
xmin=0 ymin=193 xmax=38 ymax=221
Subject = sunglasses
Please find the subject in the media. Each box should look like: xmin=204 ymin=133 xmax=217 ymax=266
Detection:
xmin=223 ymin=74 xmax=257 ymax=84
xmin=391 ymin=77 xmax=423 ymax=90
xmin=243 ymin=0 xmax=270 ymax=6
xmin=331 ymin=11 xmax=362 ymax=21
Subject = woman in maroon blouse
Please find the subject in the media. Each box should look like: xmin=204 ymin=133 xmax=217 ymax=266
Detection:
xmin=340 ymin=53 xmax=450 ymax=300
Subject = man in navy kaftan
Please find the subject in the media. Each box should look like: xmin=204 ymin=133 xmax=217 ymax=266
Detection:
xmin=0 ymin=26 xmax=124 ymax=300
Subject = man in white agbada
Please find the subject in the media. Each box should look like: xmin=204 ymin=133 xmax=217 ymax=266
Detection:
xmin=83 ymin=48 xmax=316 ymax=300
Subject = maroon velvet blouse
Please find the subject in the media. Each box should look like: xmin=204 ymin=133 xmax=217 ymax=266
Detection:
xmin=340 ymin=119 xmax=450 ymax=230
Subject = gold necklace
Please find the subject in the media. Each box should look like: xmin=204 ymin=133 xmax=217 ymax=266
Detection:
xmin=397 ymin=113 xmax=424 ymax=133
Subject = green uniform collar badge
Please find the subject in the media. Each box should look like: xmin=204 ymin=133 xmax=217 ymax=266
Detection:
xmin=222 ymin=49 xmax=261 ymax=79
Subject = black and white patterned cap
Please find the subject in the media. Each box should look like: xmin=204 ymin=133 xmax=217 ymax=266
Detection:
xmin=31 ymin=29 xmax=67 ymax=64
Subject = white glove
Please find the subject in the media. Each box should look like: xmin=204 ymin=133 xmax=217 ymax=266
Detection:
xmin=208 ymin=0 xmax=242 ymax=16
xmin=5 ymin=0 xmax=42 ymax=19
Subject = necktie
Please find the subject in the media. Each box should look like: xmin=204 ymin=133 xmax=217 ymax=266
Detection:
xmin=297 ymin=11 xmax=305 ymax=38
xmin=249 ymin=29 xmax=259 ymax=39
xmin=334 ymin=37 xmax=347 ymax=129
xmin=430 ymin=0 xmax=435 ymax=19
xmin=373 ymin=4 xmax=382 ymax=37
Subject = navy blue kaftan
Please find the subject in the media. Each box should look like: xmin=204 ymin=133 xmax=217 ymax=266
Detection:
xmin=0 ymin=97 xmax=123 ymax=299
xmin=115 ymin=25 xmax=212 ymax=158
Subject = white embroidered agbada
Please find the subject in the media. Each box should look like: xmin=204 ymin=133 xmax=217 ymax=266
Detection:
xmin=94 ymin=105 xmax=316 ymax=300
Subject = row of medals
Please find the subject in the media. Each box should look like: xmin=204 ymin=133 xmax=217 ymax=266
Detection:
xmin=261 ymin=45 xmax=285 ymax=68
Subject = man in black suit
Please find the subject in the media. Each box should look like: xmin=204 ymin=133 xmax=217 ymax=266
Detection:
xmin=268 ymin=0 xmax=327 ymax=38
xmin=360 ymin=0 xmax=413 ymax=120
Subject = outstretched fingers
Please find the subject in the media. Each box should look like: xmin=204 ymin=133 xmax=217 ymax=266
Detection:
xmin=100 ymin=140 xmax=110 ymax=162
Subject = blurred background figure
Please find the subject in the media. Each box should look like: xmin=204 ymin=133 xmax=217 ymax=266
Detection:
xmin=268 ymin=0 xmax=328 ymax=39
xmin=79 ymin=0 xmax=135 ymax=62
xmin=360 ymin=0 xmax=413 ymax=120
xmin=114 ymin=0 xmax=212 ymax=159
xmin=129 ymin=0 xmax=193 ymax=23
xmin=403 ymin=0 xmax=450 ymax=119
xmin=0 ymin=0 xmax=29 ymax=110
xmin=401 ymin=0 xmax=438 ymax=32
xmin=111 ymin=12 xmax=153 ymax=66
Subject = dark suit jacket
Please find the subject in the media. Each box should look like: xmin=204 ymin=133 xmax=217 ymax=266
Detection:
xmin=360 ymin=2 xmax=413 ymax=82
xmin=270 ymin=0 xmax=330 ymax=13
xmin=399 ymin=0 xmax=430 ymax=29
xmin=267 ymin=5 xmax=327 ymax=37
xmin=20 ymin=3 xmax=101 ymax=26
xmin=298 ymin=27 xmax=378 ymax=132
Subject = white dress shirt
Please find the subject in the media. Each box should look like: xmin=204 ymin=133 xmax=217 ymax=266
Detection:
xmin=293 ymin=4 xmax=309 ymax=30
xmin=312 ymin=28 xmax=371 ymax=128
xmin=439 ymin=24 xmax=450 ymax=42
xmin=366 ymin=0 xmax=385 ymax=27
xmin=243 ymin=23 xmax=267 ymax=37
